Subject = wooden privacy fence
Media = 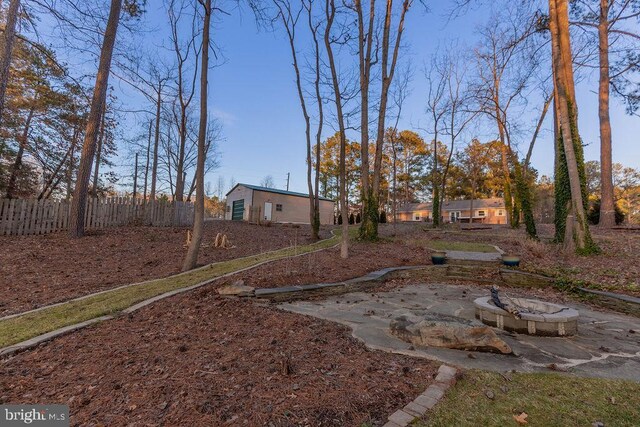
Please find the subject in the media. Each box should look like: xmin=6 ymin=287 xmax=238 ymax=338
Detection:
xmin=0 ymin=198 xmax=194 ymax=236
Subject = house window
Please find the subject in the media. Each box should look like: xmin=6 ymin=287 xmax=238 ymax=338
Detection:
xmin=276 ymin=204 xmax=283 ymax=212
xmin=415 ymin=215 xmax=420 ymax=221
xmin=497 ymin=209 xmax=504 ymax=216
xmin=450 ymin=211 xmax=461 ymax=222
xmin=477 ymin=210 xmax=486 ymax=217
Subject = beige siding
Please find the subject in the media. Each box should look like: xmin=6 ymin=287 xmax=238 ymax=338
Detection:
xmin=397 ymin=210 xmax=431 ymax=222
xmin=251 ymin=191 xmax=334 ymax=225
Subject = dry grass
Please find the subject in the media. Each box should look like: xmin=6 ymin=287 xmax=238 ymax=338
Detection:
xmin=420 ymin=370 xmax=640 ymax=427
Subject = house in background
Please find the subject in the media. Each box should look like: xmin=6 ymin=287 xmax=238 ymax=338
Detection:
xmin=225 ymin=183 xmax=335 ymax=225
xmin=397 ymin=198 xmax=506 ymax=224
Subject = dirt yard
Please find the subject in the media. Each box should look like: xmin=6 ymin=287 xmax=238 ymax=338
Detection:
xmin=0 ymin=287 xmax=437 ymax=426
xmin=0 ymin=221 xmax=329 ymax=316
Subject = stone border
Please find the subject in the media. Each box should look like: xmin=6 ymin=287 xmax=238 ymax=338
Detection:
xmin=578 ymin=287 xmax=640 ymax=305
xmin=383 ymin=364 xmax=457 ymax=427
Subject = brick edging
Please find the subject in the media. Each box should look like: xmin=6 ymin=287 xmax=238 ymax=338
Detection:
xmin=383 ymin=364 xmax=457 ymax=427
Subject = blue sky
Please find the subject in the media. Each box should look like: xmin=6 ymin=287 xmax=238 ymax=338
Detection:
xmin=46 ymin=1 xmax=640 ymax=196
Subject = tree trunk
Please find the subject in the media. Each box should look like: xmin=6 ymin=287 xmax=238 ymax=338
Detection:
xmin=132 ymin=152 xmax=139 ymax=199
xmin=356 ymin=0 xmax=375 ymax=240
xmin=0 ymin=0 xmax=20 ymax=125
xmin=69 ymin=0 xmax=122 ymax=237
xmin=324 ymin=0 xmax=348 ymax=258
xmin=369 ymin=0 xmax=410 ymax=240
xmin=182 ymin=0 xmax=211 ymax=271
xmin=310 ymin=3 xmax=323 ymax=240
xmin=66 ymin=126 xmax=79 ymax=201
xmin=39 ymin=145 xmax=71 ymax=199
xmin=92 ymin=101 xmax=107 ymax=196
xmin=549 ymin=0 xmax=596 ymax=254
xmin=143 ymin=119 xmax=152 ymax=201
xmin=598 ymin=0 xmax=615 ymax=228
xmin=148 ymin=87 xmax=162 ymax=223
xmin=6 ymin=106 xmax=34 ymax=199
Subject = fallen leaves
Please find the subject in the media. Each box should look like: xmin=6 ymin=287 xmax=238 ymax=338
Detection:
xmin=513 ymin=411 xmax=528 ymax=424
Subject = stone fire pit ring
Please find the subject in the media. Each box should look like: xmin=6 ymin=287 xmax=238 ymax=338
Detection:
xmin=474 ymin=297 xmax=579 ymax=336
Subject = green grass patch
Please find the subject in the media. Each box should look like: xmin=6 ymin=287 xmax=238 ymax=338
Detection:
xmin=419 ymin=370 xmax=640 ymax=427
xmin=0 ymin=233 xmax=344 ymax=348
xmin=426 ymin=240 xmax=498 ymax=253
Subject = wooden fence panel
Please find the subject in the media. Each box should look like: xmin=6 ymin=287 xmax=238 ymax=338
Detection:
xmin=0 ymin=198 xmax=194 ymax=236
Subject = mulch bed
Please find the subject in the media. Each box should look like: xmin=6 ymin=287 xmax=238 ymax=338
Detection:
xmin=224 ymin=239 xmax=432 ymax=289
xmin=0 ymin=221 xmax=328 ymax=316
xmin=0 ymin=287 xmax=437 ymax=426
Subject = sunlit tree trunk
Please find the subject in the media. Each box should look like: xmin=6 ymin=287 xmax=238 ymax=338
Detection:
xmin=549 ymin=0 xmax=596 ymax=253
xmin=598 ymin=0 xmax=615 ymax=228
xmin=69 ymin=0 xmax=122 ymax=237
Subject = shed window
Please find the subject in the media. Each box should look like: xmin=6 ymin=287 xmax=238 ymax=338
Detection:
xmin=276 ymin=204 xmax=283 ymax=212
xmin=226 ymin=205 xmax=230 ymax=212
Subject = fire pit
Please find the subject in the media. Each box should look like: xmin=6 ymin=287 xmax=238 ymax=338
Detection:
xmin=474 ymin=296 xmax=579 ymax=336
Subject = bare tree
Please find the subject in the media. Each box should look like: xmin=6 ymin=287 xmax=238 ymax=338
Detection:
xmin=360 ymin=0 xmax=412 ymax=240
xmin=273 ymin=0 xmax=324 ymax=240
xmin=324 ymin=0 xmax=348 ymax=258
xmin=183 ymin=0 xmax=211 ymax=271
xmin=168 ymin=0 xmax=201 ymax=202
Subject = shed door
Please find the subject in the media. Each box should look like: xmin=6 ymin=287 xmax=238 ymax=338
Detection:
xmin=232 ymin=199 xmax=244 ymax=220
xmin=264 ymin=202 xmax=272 ymax=221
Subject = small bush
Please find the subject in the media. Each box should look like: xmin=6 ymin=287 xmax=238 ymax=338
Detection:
xmin=379 ymin=210 xmax=387 ymax=223
xmin=349 ymin=213 xmax=355 ymax=224
xmin=356 ymin=212 xmax=361 ymax=223
xmin=337 ymin=214 xmax=343 ymax=225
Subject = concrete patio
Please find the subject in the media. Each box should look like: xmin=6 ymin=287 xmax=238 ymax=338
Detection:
xmin=279 ymin=283 xmax=640 ymax=381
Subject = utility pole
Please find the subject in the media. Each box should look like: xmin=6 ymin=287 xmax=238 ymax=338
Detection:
xmin=286 ymin=172 xmax=290 ymax=191
xmin=133 ymin=152 xmax=139 ymax=200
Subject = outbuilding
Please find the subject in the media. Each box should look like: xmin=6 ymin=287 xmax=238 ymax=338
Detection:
xmin=225 ymin=183 xmax=335 ymax=225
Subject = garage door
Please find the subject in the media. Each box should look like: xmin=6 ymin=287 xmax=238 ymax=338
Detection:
xmin=231 ymin=199 xmax=244 ymax=220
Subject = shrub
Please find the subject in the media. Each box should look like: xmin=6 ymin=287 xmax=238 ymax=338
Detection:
xmin=379 ymin=210 xmax=387 ymax=223
xmin=356 ymin=212 xmax=361 ymax=223
xmin=349 ymin=213 xmax=355 ymax=224
xmin=337 ymin=214 xmax=343 ymax=225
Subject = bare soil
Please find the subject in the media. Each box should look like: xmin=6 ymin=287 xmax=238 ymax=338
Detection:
xmin=0 ymin=221 xmax=329 ymax=316
xmin=0 ymin=288 xmax=437 ymax=426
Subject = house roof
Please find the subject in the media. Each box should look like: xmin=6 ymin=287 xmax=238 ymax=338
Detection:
xmin=398 ymin=198 xmax=505 ymax=212
xmin=226 ymin=183 xmax=334 ymax=202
